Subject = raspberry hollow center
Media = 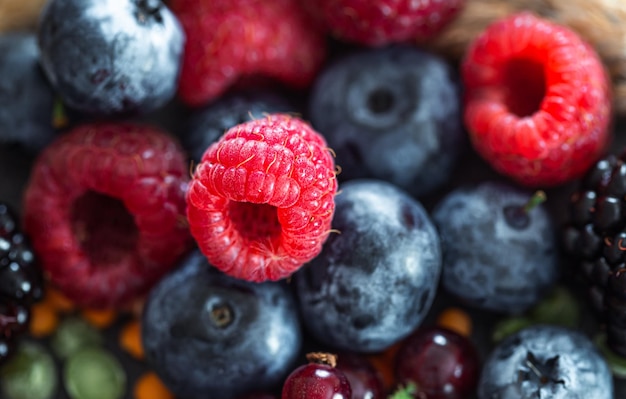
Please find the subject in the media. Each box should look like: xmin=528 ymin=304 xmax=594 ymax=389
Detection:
xmin=71 ymin=191 xmax=139 ymax=265
xmin=502 ymin=57 xmax=546 ymax=117
xmin=228 ymin=202 xmax=282 ymax=242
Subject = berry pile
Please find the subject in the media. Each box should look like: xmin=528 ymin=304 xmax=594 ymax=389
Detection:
xmin=1 ymin=0 xmax=626 ymax=398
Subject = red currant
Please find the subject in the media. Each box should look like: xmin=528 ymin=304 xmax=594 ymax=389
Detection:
xmin=282 ymin=354 xmax=352 ymax=399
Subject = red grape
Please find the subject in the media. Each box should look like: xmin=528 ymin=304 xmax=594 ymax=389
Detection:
xmin=282 ymin=354 xmax=352 ymax=399
xmin=394 ymin=327 xmax=480 ymax=399
xmin=336 ymin=353 xmax=385 ymax=399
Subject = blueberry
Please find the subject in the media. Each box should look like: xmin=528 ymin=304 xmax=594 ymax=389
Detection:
xmin=294 ymin=179 xmax=442 ymax=353
xmin=432 ymin=181 xmax=559 ymax=314
xmin=0 ymin=33 xmax=56 ymax=152
xmin=308 ymin=45 xmax=465 ymax=198
xmin=478 ymin=325 xmax=613 ymax=399
xmin=37 ymin=0 xmax=185 ymax=116
xmin=142 ymin=250 xmax=302 ymax=399
xmin=182 ymin=90 xmax=296 ymax=163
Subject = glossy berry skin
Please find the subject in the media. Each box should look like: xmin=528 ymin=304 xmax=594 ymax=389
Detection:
xmin=23 ymin=123 xmax=192 ymax=309
xmin=0 ymin=202 xmax=43 ymax=364
xmin=0 ymin=33 xmax=56 ymax=152
xmin=186 ymin=114 xmax=338 ymax=282
xmin=37 ymin=0 xmax=185 ymax=116
xmin=182 ymin=90 xmax=296 ymax=163
xmin=395 ymin=326 xmax=480 ymax=399
xmin=282 ymin=363 xmax=352 ymax=399
xmin=462 ymin=12 xmax=611 ymax=187
xmin=142 ymin=251 xmax=302 ymax=399
xmin=170 ymin=0 xmax=326 ymax=107
xmin=303 ymin=0 xmax=465 ymax=47
xmin=336 ymin=353 xmax=384 ymax=399
xmin=432 ymin=181 xmax=559 ymax=314
xmin=309 ymin=46 xmax=464 ymax=198
xmin=294 ymin=179 xmax=442 ymax=352
xmin=562 ymin=151 xmax=626 ymax=357
xmin=478 ymin=325 xmax=613 ymax=399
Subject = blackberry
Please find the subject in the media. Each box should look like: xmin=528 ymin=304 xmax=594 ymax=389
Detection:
xmin=0 ymin=202 xmax=44 ymax=364
xmin=562 ymin=152 xmax=626 ymax=357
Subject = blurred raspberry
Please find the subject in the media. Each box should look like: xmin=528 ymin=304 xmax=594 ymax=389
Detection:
xmin=302 ymin=0 xmax=464 ymax=46
xmin=171 ymin=0 xmax=326 ymax=107
xmin=462 ymin=12 xmax=612 ymax=187
xmin=23 ymin=123 xmax=192 ymax=309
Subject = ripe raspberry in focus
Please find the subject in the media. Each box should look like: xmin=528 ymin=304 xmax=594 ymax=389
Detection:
xmin=169 ymin=0 xmax=326 ymax=107
xmin=462 ymin=12 xmax=612 ymax=187
xmin=303 ymin=0 xmax=465 ymax=47
xmin=186 ymin=114 xmax=338 ymax=282
xmin=23 ymin=123 xmax=192 ymax=309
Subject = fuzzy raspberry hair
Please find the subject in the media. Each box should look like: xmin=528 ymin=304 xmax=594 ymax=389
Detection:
xmin=170 ymin=0 xmax=327 ymax=107
xmin=23 ymin=123 xmax=192 ymax=309
xmin=186 ymin=114 xmax=338 ymax=282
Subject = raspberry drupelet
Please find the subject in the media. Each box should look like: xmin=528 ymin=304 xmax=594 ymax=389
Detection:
xmin=186 ymin=114 xmax=338 ymax=282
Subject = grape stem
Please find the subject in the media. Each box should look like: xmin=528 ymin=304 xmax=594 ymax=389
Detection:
xmin=306 ymin=352 xmax=337 ymax=368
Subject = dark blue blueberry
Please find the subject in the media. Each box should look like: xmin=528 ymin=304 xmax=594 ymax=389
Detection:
xmin=0 ymin=33 xmax=56 ymax=152
xmin=432 ymin=181 xmax=559 ymax=314
xmin=142 ymin=250 xmax=302 ymax=399
xmin=478 ymin=325 xmax=613 ymax=399
xmin=37 ymin=0 xmax=185 ymax=116
xmin=182 ymin=90 xmax=296 ymax=163
xmin=294 ymin=179 xmax=442 ymax=353
xmin=308 ymin=45 xmax=465 ymax=198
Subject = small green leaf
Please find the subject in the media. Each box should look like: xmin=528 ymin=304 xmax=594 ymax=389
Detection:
xmin=52 ymin=98 xmax=69 ymax=129
xmin=529 ymin=286 xmax=580 ymax=328
xmin=492 ymin=317 xmax=533 ymax=343
xmin=594 ymin=332 xmax=626 ymax=379
xmin=388 ymin=382 xmax=417 ymax=399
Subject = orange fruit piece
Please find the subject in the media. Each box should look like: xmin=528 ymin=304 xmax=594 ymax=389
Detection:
xmin=119 ymin=319 xmax=144 ymax=360
xmin=81 ymin=308 xmax=117 ymax=329
xmin=29 ymin=301 xmax=59 ymax=338
xmin=134 ymin=372 xmax=174 ymax=399
xmin=44 ymin=285 xmax=75 ymax=313
xmin=436 ymin=307 xmax=472 ymax=337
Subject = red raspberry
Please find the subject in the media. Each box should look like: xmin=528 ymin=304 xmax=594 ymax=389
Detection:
xmin=23 ymin=123 xmax=192 ymax=309
xmin=186 ymin=114 xmax=338 ymax=282
xmin=303 ymin=0 xmax=465 ymax=47
xmin=170 ymin=0 xmax=326 ymax=107
xmin=462 ymin=12 xmax=612 ymax=187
